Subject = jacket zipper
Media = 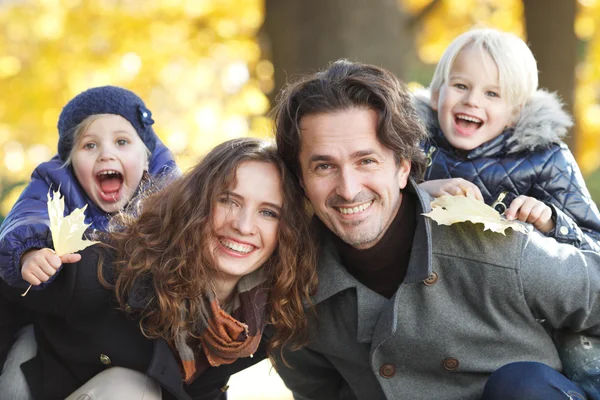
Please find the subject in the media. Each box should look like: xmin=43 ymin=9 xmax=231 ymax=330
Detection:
xmin=425 ymin=146 xmax=436 ymax=167
xmin=424 ymin=146 xmax=436 ymax=180
xmin=491 ymin=191 xmax=508 ymax=214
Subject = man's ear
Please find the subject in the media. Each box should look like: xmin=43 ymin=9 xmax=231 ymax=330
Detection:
xmin=397 ymin=159 xmax=411 ymax=189
xmin=430 ymin=90 xmax=440 ymax=111
xmin=299 ymin=175 xmax=306 ymax=192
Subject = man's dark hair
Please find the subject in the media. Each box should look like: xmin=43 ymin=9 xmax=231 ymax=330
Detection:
xmin=271 ymin=59 xmax=428 ymax=181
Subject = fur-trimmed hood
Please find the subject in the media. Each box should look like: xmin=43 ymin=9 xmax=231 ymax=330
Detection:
xmin=412 ymin=88 xmax=573 ymax=153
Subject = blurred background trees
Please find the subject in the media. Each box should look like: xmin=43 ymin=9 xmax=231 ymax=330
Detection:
xmin=1 ymin=0 xmax=600 ymax=223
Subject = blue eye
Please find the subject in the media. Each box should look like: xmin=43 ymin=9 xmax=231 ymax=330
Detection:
xmin=260 ymin=209 xmax=279 ymax=219
xmin=486 ymin=91 xmax=499 ymax=98
xmin=315 ymin=164 xmax=331 ymax=171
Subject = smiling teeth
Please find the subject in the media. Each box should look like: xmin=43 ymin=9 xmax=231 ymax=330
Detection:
xmin=337 ymin=201 xmax=373 ymax=215
xmin=98 ymin=170 xmax=120 ymax=176
xmin=457 ymin=115 xmax=482 ymax=123
xmin=220 ymin=239 xmax=253 ymax=254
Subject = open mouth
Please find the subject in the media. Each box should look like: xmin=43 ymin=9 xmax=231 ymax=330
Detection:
xmin=219 ymin=238 xmax=256 ymax=254
xmin=455 ymin=114 xmax=483 ymax=132
xmin=96 ymin=170 xmax=123 ymax=202
xmin=336 ymin=200 xmax=374 ymax=215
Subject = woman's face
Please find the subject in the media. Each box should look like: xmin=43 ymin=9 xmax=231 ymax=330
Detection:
xmin=211 ymin=161 xmax=283 ymax=286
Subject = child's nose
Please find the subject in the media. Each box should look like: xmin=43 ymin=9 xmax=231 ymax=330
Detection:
xmin=463 ymin=91 xmax=481 ymax=107
xmin=99 ymin=149 xmax=117 ymax=161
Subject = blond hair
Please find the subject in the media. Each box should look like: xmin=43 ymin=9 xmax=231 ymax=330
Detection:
xmin=429 ymin=28 xmax=538 ymax=108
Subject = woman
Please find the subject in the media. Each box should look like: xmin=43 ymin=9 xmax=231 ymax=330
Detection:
xmin=2 ymin=138 xmax=317 ymax=400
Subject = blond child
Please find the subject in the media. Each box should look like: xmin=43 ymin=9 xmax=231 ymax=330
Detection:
xmin=415 ymin=28 xmax=600 ymax=399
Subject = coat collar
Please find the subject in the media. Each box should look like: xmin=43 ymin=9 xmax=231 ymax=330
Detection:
xmin=429 ymin=128 xmax=514 ymax=159
xmin=312 ymin=180 xmax=433 ymax=343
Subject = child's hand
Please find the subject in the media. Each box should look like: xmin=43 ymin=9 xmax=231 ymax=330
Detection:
xmin=419 ymin=178 xmax=484 ymax=201
xmin=505 ymin=195 xmax=554 ymax=233
xmin=20 ymin=248 xmax=82 ymax=286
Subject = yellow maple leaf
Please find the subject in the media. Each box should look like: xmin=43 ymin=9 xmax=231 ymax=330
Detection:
xmin=422 ymin=194 xmax=529 ymax=235
xmin=47 ymin=189 xmax=99 ymax=255
xmin=22 ymin=189 xmax=99 ymax=296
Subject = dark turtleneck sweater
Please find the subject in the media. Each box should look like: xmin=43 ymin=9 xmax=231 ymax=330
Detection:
xmin=331 ymin=191 xmax=417 ymax=299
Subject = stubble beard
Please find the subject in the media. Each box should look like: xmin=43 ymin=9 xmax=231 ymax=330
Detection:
xmin=335 ymin=217 xmax=384 ymax=249
xmin=334 ymin=192 xmax=402 ymax=250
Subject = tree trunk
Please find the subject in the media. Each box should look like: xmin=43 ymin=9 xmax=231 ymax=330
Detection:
xmin=263 ymin=0 xmax=414 ymax=97
xmin=523 ymin=0 xmax=578 ymax=152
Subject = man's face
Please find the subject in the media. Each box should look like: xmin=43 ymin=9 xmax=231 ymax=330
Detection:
xmin=298 ymin=107 xmax=411 ymax=249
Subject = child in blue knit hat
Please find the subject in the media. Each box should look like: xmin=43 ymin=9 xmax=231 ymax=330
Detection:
xmin=0 ymin=85 xmax=178 ymax=289
xmin=0 ymin=86 xmax=178 ymax=399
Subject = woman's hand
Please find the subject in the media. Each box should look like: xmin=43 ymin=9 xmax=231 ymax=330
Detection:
xmin=20 ymin=248 xmax=81 ymax=286
xmin=419 ymin=178 xmax=484 ymax=201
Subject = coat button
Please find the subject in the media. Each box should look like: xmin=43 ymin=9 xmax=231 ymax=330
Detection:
xmin=379 ymin=363 xmax=396 ymax=378
xmin=99 ymin=354 xmax=111 ymax=365
xmin=423 ymin=272 xmax=439 ymax=286
xmin=220 ymin=385 xmax=229 ymax=392
xmin=443 ymin=357 xmax=459 ymax=371
xmin=124 ymin=304 xmax=133 ymax=313
xmin=559 ymin=226 xmax=569 ymax=235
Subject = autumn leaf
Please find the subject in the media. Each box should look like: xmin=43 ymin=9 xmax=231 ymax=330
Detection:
xmin=22 ymin=189 xmax=99 ymax=296
xmin=422 ymin=194 xmax=529 ymax=235
xmin=47 ymin=189 xmax=99 ymax=255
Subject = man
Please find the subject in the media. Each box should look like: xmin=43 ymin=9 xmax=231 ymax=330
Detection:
xmin=271 ymin=59 xmax=598 ymax=400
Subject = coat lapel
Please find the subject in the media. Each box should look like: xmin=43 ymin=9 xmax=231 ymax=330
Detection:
xmin=313 ymin=182 xmax=434 ymax=344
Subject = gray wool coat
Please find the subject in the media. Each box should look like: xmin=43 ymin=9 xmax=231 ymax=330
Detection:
xmin=275 ymin=182 xmax=600 ymax=400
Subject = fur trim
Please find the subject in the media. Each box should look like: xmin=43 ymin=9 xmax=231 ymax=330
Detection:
xmin=412 ymin=88 xmax=573 ymax=153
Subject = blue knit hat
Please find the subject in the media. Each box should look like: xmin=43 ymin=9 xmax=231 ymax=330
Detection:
xmin=57 ymin=86 xmax=157 ymax=162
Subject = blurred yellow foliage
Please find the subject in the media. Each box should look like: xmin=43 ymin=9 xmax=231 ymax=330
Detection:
xmin=4 ymin=0 xmax=600 ymax=217
xmin=576 ymin=0 xmax=600 ymax=172
xmin=399 ymin=0 xmax=524 ymax=64
xmin=0 ymin=0 xmax=272 ymax=216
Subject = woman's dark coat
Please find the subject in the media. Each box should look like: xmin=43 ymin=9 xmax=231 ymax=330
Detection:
xmin=0 ymin=246 xmax=266 ymax=400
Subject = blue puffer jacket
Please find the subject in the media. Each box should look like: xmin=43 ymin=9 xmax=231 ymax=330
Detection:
xmin=414 ymin=89 xmax=600 ymax=252
xmin=0 ymin=138 xmax=178 ymax=288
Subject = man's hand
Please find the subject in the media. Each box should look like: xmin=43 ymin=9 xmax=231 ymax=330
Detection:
xmin=20 ymin=248 xmax=81 ymax=286
xmin=505 ymin=195 xmax=554 ymax=233
xmin=419 ymin=178 xmax=484 ymax=201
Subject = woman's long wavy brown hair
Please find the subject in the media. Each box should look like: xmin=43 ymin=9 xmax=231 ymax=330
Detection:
xmin=100 ymin=137 xmax=317 ymax=359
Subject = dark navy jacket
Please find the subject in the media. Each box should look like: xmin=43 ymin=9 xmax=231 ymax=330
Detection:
xmin=0 ymin=138 xmax=178 ymax=288
xmin=414 ymin=89 xmax=600 ymax=252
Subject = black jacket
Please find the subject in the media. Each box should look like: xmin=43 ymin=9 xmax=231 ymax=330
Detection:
xmin=0 ymin=246 xmax=266 ymax=400
xmin=414 ymin=89 xmax=600 ymax=251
